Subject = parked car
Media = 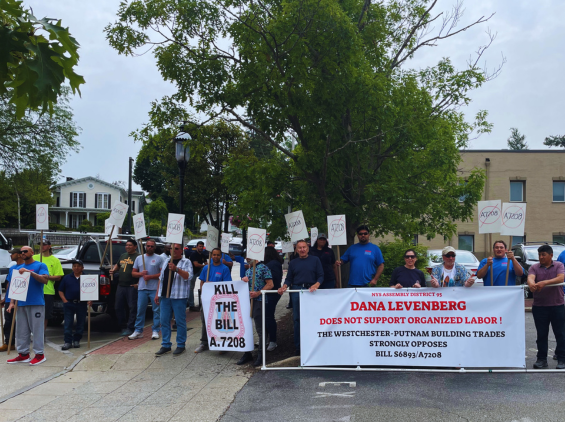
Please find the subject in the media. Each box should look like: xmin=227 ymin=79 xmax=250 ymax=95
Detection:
xmin=0 ymin=249 xmax=11 ymax=287
xmin=426 ymin=249 xmax=482 ymax=287
xmin=53 ymin=246 xmax=78 ymax=262
xmin=184 ymin=238 xmax=207 ymax=255
xmin=229 ymin=237 xmax=244 ymax=256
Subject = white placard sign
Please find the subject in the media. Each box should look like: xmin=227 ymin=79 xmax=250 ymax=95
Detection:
xmin=300 ymin=287 xmax=525 ymax=368
xmin=282 ymin=241 xmax=294 ymax=253
xmin=8 ymin=271 xmax=30 ymax=302
xmin=247 ymin=227 xmax=266 ymax=261
xmin=80 ymin=275 xmax=99 ymax=301
xmin=285 ymin=210 xmax=308 ymax=242
xmin=500 ymin=202 xmax=526 ymax=236
xmin=132 ymin=213 xmax=147 ymax=240
xmin=202 ymin=280 xmax=254 ymax=352
xmin=166 ymin=213 xmax=185 ymax=245
xmin=311 ymin=228 xmax=318 ymax=247
xmin=104 ymin=219 xmax=118 ymax=239
xmin=107 ymin=201 xmax=129 ymax=228
xmin=207 ymin=226 xmax=219 ymax=250
xmin=221 ymin=233 xmax=231 ymax=254
xmin=327 ymin=215 xmax=347 ymax=246
xmin=477 ymin=200 xmax=502 ymax=234
xmin=36 ymin=204 xmax=49 ymax=230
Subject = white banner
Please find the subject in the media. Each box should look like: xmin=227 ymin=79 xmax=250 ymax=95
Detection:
xmin=221 ymin=233 xmax=231 ymax=254
xmin=166 ymin=213 xmax=185 ymax=245
xmin=8 ymin=271 xmax=30 ymax=302
xmin=80 ymin=275 xmax=99 ymax=301
xmin=201 ymin=280 xmax=254 ymax=352
xmin=36 ymin=204 xmax=49 ymax=230
xmin=285 ymin=210 xmax=308 ymax=242
xmin=206 ymin=226 xmax=219 ymax=250
xmin=327 ymin=215 xmax=347 ymax=246
xmin=282 ymin=241 xmax=294 ymax=253
xmin=132 ymin=213 xmax=147 ymax=240
xmin=247 ymin=227 xmax=266 ymax=261
xmin=104 ymin=219 xmax=118 ymax=239
xmin=501 ymin=202 xmax=526 ymax=236
xmin=300 ymin=287 xmax=525 ymax=368
xmin=477 ymin=200 xmax=502 ymax=234
xmin=107 ymin=201 xmax=129 ymax=228
xmin=310 ymin=228 xmax=318 ymax=247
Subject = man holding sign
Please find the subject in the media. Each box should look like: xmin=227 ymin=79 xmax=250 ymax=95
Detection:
xmin=477 ymin=240 xmax=523 ymax=286
xmin=32 ymin=239 xmax=64 ymax=330
xmin=110 ymin=239 xmax=140 ymax=337
xmin=6 ymin=246 xmax=49 ymax=365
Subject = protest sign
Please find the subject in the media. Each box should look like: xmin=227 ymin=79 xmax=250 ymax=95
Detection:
xmin=207 ymin=226 xmax=219 ymax=250
xmin=247 ymin=227 xmax=266 ymax=261
xmin=311 ymin=228 xmax=318 ymax=247
xmin=477 ymin=200 xmax=502 ymax=234
xmin=80 ymin=275 xmax=99 ymax=302
xmin=285 ymin=210 xmax=308 ymax=242
xmin=327 ymin=215 xmax=347 ymax=246
xmin=221 ymin=233 xmax=231 ymax=254
xmin=8 ymin=271 xmax=30 ymax=302
xmin=36 ymin=204 xmax=49 ymax=230
xmin=107 ymin=201 xmax=129 ymax=228
xmin=104 ymin=219 xmax=118 ymax=239
xmin=500 ymin=202 xmax=526 ymax=236
xmin=166 ymin=213 xmax=185 ymax=244
xmin=282 ymin=241 xmax=294 ymax=253
xmin=300 ymin=287 xmax=525 ymax=368
xmin=201 ymin=280 xmax=254 ymax=352
xmin=132 ymin=213 xmax=147 ymax=240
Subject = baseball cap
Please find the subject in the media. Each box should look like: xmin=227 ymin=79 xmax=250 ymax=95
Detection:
xmin=37 ymin=239 xmax=52 ymax=245
xmin=70 ymin=259 xmax=84 ymax=266
xmin=442 ymin=246 xmax=456 ymax=255
xmin=317 ymin=233 xmax=327 ymax=239
xmin=8 ymin=248 xmax=21 ymax=254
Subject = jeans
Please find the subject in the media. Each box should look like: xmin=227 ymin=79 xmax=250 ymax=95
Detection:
xmin=188 ymin=272 xmax=200 ymax=307
xmin=320 ymin=279 xmax=336 ymax=289
xmin=135 ymin=289 xmax=160 ymax=333
xmin=160 ymin=298 xmax=187 ymax=349
xmin=115 ymin=285 xmax=138 ymax=332
xmin=63 ymin=302 xmax=87 ymax=344
xmin=265 ymin=294 xmax=281 ymax=343
xmin=532 ymin=305 xmax=565 ymax=360
xmin=290 ymin=289 xmax=301 ymax=352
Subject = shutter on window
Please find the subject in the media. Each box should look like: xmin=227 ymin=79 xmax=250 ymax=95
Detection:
xmin=95 ymin=193 xmax=98 ymax=209
xmin=70 ymin=192 xmax=73 ymax=208
xmin=108 ymin=194 xmax=111 ymax=209
xmin=82 ymin=193 xmax=86 ymax=208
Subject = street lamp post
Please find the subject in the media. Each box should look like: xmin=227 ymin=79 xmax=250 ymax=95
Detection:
xmin=174 ymin=130 xmax=191 ymax=219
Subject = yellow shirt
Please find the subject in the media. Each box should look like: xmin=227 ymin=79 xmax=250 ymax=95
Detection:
xmin=32 ymin=254 xmax=64 ymax=295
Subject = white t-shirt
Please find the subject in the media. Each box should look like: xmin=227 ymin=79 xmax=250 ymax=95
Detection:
xmin=441 ymin=266 xmax=455 ymax=287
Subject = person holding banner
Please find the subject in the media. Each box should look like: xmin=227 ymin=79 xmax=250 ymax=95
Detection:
xmin=58 ymin=260 xmax=92 ymax=350
xmin=264 ymin=247 xmax=282 ymax=352
xmin=309 ymin=234 xmax=338 ymax=289
xmin=390 ymin=249 xmax=426 ymax=288
xmin=476 ymin=241 xmax=523 ymax=286
xmin=130 ymin=239 xmax=164 ymax=340
xmin=6 ymin=246 xmax=49 ymax=365
xmin=110 ymin=239 xmax=140 ymax=337
xmin=337 ymin=225 xmax=384 ymax=287
xmin=154 ymin=244 xmax=193 ymax=356
xmin=430 ymin=247 xmax=474 ymax=288
xmin=0 ymin=249 xmax=23 ymax=352
xmin=32 ymin=240 xmax=64 ymax=329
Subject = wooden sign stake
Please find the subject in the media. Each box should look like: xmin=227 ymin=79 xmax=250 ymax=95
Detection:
xmin=337 ymin=245 xmax=342 ymax=288
xmin=7 ymin=300 xmax=17 ymax=355
xmin=505 ymin=236 xmax=512 ymax=286
xmin=39 ymin=230 xmax=44 ymax=262
xmin=110 ymin=238 xmax=114 ymax=281
xmin=100 ymin=226 xmax=114 ymax=268
xmin=0 ymin=304 xmax=4 ymax=347
xmin=166 ymin=243 xmax=176 ymax=298
xmin=250 ymin=260 xmax=256 ymax=317
xmin=87 ymin=305 xmax=91 ymax=349
xmin=140 ymin=241 xmax=146 ymax=271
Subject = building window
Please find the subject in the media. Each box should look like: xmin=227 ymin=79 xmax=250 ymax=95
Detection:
xmin=56 ymin=196 xmax=60 ymax=207
xmin=132 ymin=201 xmax=136 ymax=213
xmin=509 ymin=181 xmax=524 ymax=202
xmin=554 ymin=235 xmax=565 ymax=245
xmin=458 ymin=235 xmax=474 ymax=252
xmin=512 ymin=236 xmax=525 ymax=246
xmin=96 ymin=193 xmax=111 ymax=209
xmin=70 ymin=192 xmax=86 ymax=208
xmin=553 ymin=182 xmax=565 ymax=202
xmin=70 ymin=214 xmax=85 ymax=229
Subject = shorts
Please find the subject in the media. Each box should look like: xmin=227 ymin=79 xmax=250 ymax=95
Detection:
xmin=44 ymin=294 xmax=55 ymax=320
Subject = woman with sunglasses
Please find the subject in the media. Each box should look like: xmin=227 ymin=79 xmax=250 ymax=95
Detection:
xmin=390 ymin=249 xmax=426 ymax=288
xmin=430 ymin=246 xmax=474 ymax=288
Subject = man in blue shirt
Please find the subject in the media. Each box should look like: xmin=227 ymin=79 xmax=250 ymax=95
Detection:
xmin=476 ymin=240 xmax=523 ymax=286
xmin=231 ymin=251 xmax=249 ymax=280
xmin=194 ymin=248 xmax=233 ymax=354
xmin=337 ymin=225 xmax=385 ymax=287
xmin=0 ymin=248 xmax=23 ymax=352
xmin=6 ymin=246 xmax=49 ymax=366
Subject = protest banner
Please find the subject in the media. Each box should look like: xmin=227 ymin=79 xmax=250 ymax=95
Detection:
xmin=299 ymin=287 xmax=525 ymax=368
xmin=107 ymin=201 xmax=129 ymax=228
xmin=201 ymin=280 xmax=254 ymax=352
xmin=311 ymin=228 xmax=318 ymax=247
xmin=247 ymin=227 xmax=266 ymax=261
xmin=221 ymin=233 xmax=231 ymax=254
xmin=165 ymin=213 xmax=186 ymax=297
xmin=80 ymin=275 xmax=99 ymax=349
xmin=327 ymin=215 xmax=347 ymax=287
xmin=7 ymin=271 xmax=31 ymax=355
xmin=132 ymin=213 xmax=147 ymax=269
xmin=285 ymin=210 xmax=308 ymax=242
xmin=477 ymin=200 xmax=502 ymax=234
xmin=282 ymin=241 xmax=294 ymax=253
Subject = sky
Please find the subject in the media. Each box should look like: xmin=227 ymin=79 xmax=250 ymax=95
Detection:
xmin=33 ymin=0 xmax=565 ymax=189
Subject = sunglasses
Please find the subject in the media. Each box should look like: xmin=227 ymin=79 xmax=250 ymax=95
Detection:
xmin=444 ymin=254 xmax=456 ymax=258
xmin=145 ymin=245 xmax=156 ymax=248
xmin=174 ymin=247 xmax=182 ymax=250
xmin=358 ymin=232 xmax=369 ymax=236
xmin=404 ymin=255 xmax=416 ymax=259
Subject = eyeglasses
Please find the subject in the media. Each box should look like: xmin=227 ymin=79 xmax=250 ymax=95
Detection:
xmin=358 ymin=232 xmax=369 ymax=236
xmin=444 ymin=254 xmax=456 ymax=258
xmin=404 ymin=255 xmax=416 ymax=259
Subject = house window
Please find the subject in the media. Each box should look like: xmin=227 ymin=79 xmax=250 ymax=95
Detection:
xmin=56 ymin=196 xmax=60 ymax=207
xmin=554 ymin=235 xmax=565 ymax=245
xmin=132 ymin=201 xmax=136 ymax=213
xmin=70 ymin=192 xmax=86 ymax=208
xmin=553 ymin=182 xmax=565 ymax=202
xmin=512 ymin=236 xmax=525 ymax=246
xmin=509 ymin=181 xmax=524 ymax=202
xmin=96 ymin=193 xmax=111 ymax=209
xmin=70 ymin=214 xmax=85 ymax=229
xmin=459 ymin=181 xmax=468 ymax=203
xmin=458 ymin=235 xmax=474 ymax=252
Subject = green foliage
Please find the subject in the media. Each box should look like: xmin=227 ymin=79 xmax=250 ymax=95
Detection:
xmin=77 ymin=219 xmax=93 ymax=233
xmin=49 ymin=223 xmax=66 ymax=231
xmin=377 ymin=240 xmax=429 ymax=287
xmin=0 ymin=0 xmax=85 ymax=118
xmin=95 ymin=212 xmax=111 ymax=226
xmin=507 ymin=128 xmax=528 ymax=150
xmin=148 ymin=220 xmax=163 ymax=236
xmin=544 ymin=135 xmax=565 ymax=148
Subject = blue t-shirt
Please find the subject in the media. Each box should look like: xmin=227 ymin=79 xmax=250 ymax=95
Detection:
xmin=478 ymin=257 xmax=521 ymax=286
xmin=222 ymin=254 xmax=233 ymax=264
xmin=133 ymin=254 xmax=164 ymax=291
xmin=58 ymin=273 xmax=82 ymax=302
xmin=6 ymin=261 xmax=49 ymax=306
xmin=233 ymin=255 xmax=247 ymax=279
xmin=556 ymin=251 xmax=565 ymax=292
xmin=340 ymin=243 xmax=385 ymax=286
xmin=199 ymin=263 xmax=233 ymax=282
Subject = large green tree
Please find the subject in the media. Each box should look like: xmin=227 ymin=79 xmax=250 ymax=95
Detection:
xmin=107 ymin=0 xmax=495 ymax=242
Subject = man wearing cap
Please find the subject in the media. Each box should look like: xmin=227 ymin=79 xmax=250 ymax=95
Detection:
xmin=33 ymin=240 xmax=64 ymax=329
xmin=110 ymin=239 xmax=140 ymax=337
xmin=0 ymin=249 xmax=23 ymax=352
xmin=476 ymin=240 xmax=523 ymax=286
xmin=58 ymin=260 xmax=92 ymax=350
xmin=309 ymin=234 xmax=338 ymax=288
xmin=430 ymin=246 xmax=474 ymax=287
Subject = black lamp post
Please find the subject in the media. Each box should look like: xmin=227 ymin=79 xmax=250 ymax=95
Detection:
xmin=174 ymin=131 xmax=191 ymax=216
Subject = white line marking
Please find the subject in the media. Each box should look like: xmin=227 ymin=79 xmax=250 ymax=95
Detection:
xmin=314 ymin=392 xmax=355 ymax=399
xmin=319 ymin=382 xmax=356 ymax=388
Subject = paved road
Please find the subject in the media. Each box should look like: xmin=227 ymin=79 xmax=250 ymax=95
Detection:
xmin=221 ymin=313 xmax=565 ymax=422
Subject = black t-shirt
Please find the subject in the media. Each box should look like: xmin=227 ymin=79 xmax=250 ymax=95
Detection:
xmin=389 ymin=266 xmax=426 ymax=288
xmin=309 ymin=247 xmax=336 ymax=282
xmin=189 ymin=251 xmax=208 ymax=275
xmin=266 ymin=260 xmax=283 ymax=290
xmin=161 ymin=258 xmax=181 ymax=296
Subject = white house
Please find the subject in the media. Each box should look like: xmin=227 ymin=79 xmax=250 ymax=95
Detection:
xmin=51 ymin=177 xmax=145 ymax=228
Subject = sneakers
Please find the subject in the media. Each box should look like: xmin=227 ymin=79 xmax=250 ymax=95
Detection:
xmin=7 ymin=353 xmax=30 ymax=364
xmin=73 ymin=341 xmax=80 ymax=348
xmin=267 ymin=342 xmax=277 ymax=352
xmin=173 ymin=347 xmax=186 ymax=356
xmin=128 ymin=331 xmax=143 ymax=340
xmin=155 ymin=347 xmax=171 ymax=356
xmin=194 ymin=343 xmax=208 ymax=354
xmin=557 ymin=360 xmax=565 ymax=370
xmin=533 ymin=359 xmax=548 ymax=369
xmin=29 ymin=354 xmax=46 ymax=366
xmin=62 ymin=343 xmax=72 ymax=351
xmin=121 ymin=330 xmax=134 ymax=336
xmin=151 ymin=331 xmax=160 ymax=340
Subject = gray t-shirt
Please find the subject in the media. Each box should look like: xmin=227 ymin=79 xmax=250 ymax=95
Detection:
xmin=133 ymin=254 xmax=164 ymax=291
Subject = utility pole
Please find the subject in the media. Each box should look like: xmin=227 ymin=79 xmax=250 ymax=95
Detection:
xmin=127 ymin=157 xmax=133 ymax=233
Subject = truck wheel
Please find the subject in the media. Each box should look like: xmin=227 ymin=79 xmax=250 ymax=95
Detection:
xmin=48 ymin=316 xmax=64 ymax=327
